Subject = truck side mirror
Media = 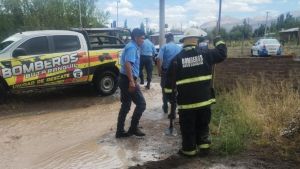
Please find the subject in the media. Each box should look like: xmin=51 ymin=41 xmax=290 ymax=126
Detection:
xmin=12 ymin=48 xmax=27 ymax=58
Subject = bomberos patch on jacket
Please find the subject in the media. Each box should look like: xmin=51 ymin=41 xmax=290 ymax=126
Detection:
xmin=182 ymin=55 xmax=203 ymax=68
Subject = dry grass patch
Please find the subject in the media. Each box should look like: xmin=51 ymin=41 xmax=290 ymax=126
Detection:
xmin=211 ymin=79 xmax=300 ymax=160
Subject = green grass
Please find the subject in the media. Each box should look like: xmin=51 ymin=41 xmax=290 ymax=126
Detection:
xmin=210 ymin=80 xmax=300 ymax=159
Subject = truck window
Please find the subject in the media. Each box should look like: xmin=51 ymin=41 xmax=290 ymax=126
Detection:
xmin=53 ymin=35 xmax=81 ymax=52
xmin=18 ymin=36 xmax=50 ymax=55
xmin=0 ymin=41 xmax=13 ymax=52
xmin=99 ymin=36 xmax=121 ymax=45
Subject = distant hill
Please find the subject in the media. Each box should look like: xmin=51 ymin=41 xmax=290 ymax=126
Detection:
xmin=201 ymin=10 xmax=300 ymax=31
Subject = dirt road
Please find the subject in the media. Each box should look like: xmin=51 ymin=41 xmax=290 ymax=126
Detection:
xmin=0 ymin=83 xmax=298 ymax=169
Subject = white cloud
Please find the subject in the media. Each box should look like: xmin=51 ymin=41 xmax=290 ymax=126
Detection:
xmin=223 ymin=2 xmax=256 ymax=12
xmin=229 ymin=0 xmax=272 ymax=4
xmin=182 ymin=0 xmax=218 ymax=27
xmin=104 ymin=0 xmax=142 ymax=17
xmin=100 ymin=0 xmax=278 ymax=30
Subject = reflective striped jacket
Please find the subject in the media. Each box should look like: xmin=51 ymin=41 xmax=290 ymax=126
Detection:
xmin=164 ymin=42 xmax=227 ymax=110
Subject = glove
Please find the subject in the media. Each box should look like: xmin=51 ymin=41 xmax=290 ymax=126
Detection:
xmin=213 ymin=36 xmax=224 ymax=47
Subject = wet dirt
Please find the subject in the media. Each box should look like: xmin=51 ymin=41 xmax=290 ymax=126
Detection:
xmin=0 ymin=82 xmax=299 ymax=169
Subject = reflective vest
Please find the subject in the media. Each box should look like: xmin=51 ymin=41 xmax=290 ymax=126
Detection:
xmin=164 ymin=43 xmax=226 ymax=110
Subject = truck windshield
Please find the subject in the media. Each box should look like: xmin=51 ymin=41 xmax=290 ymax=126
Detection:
xmin=0 ymin=34 xmax=23 ymax=53
xmin=0 ymin=41 xmax=14 ymax=52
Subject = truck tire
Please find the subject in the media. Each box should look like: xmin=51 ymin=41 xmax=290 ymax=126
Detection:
xmin=0 ymin=82 xmax=7 ymax=103
xmin=94 ymin=71 xmax=118 ymax=96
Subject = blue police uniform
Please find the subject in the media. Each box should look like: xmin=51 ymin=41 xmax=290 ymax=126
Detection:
xmin=158 ymin=42 xmax=182 ymax=113
xmin=139 ymin=39 xmax=156 ymax=88
xmin=158 ymin=42 xmax=182 ymax=70
xmin=120 ymin=41 xmax=140 ymax=78
xmin=117 ymin=40 xmax=146 ymax=137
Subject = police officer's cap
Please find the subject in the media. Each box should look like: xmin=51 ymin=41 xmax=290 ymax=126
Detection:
xmin=131 ymin=28 xmax=145 ymax=39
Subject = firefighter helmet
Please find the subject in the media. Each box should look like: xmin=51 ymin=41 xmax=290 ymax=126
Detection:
xmin=180 ymin=28 xmax=205 ymax=42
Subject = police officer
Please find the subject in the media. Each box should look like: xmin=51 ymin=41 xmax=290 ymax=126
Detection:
xmin=157 ymin=33 xmax=182 ymax=113
xmin=139 ymin=36 xmax=156 ymax=89
xmin=116 ymin=28 xmax=146 ymax=138
xmin=164 ymin=28 xmax=227 ymax=156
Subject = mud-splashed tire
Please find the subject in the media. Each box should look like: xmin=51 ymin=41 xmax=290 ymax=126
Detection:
xmin=0 ymin=83 xmax=7 ymax=104
xmin=94 ymin=71 xmax=118 ymax=96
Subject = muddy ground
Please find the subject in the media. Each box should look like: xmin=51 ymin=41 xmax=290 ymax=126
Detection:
xmin=0 ymin=81 xmax=299 ymax=169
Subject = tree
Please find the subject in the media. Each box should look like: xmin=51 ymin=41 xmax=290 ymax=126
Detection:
xmin=253 ymin=24 xmax=265 ymax=37
xmin=227 ymin=19 xmax=252 ymax=40
xmin=0 ymin=0 xmax=110 ymax=40
xmin=209 ymin=27 xmax=228 ymax=40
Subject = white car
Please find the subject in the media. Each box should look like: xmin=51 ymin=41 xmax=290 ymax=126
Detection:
xmin=251 ymin=38 xmax=282 ymax=57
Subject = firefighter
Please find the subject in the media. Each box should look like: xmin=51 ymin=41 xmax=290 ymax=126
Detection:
xmin=157 ymin=33 xmax=182 ymax=113
xmin=164 ymin=28 xmax=227 ymax=157
xmin=115 ymin=28 xmax=146 ymax=138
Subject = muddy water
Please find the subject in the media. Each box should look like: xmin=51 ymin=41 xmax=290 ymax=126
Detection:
xmin=0 ymin=83 xmax=179 ymax=169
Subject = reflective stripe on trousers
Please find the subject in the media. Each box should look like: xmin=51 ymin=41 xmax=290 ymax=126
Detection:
xmin=198 ymin=143 xmax=210 ymax=149
xmin=164 ymin=88 xmax=172 ymax=93
xmin=178 ymin=99 xmax=216 ymax=110
xmin=180 ymin=149 xmax=197 ymax=156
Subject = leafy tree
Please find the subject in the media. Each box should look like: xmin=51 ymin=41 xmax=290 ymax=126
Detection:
xmin=209 ymin=27 xmax=228 ymax=40
xmin=0 ymin=0 xmax=109 ymax=40
xmin=228 ymin=20 xmax=252 ymax=41
xmin=253 ymin=24 xmax=265 ymax=37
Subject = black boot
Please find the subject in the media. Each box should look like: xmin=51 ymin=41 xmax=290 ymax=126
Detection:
xmin=115 ymin=130 xmax=131 ymax=138
xmin=162 ymin=104 xmax=168 ymax=114
xmin=128 ymin=127 xmax=146 ymax=137
xmin=145 ymin=82 xmax=150 ymax=89
xmin=140 ymin=79 xmax=144 ymax=85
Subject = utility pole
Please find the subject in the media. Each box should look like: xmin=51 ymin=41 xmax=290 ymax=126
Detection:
xmin=159 ymin=0 xmax=165 ymax=47
xmin=180 ymin=23 xmax=183 ymax=33
xmin=241 ymin=18 xmax=247 ymax=56
xmin=117 ymin=0 xmax=120 ymax=27
xmin=145 ymin=17 xmax=149 ymax=35
xmin=216 ymin=0 xmax=222 ymax=34
xmin=264 ymin=11 xmax=269 ymax=37
xmin=78 ymin=0 xmax=82 ymax=28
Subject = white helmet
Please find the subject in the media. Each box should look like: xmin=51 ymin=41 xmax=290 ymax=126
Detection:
xmin=180 ymin=28 xmax=206 ymax=42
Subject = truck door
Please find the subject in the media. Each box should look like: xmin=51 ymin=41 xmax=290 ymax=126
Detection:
xmin=7 ymin=34 xmax=89 ymax=89
xmin=51 ymin=35 xmax=89 ymax=85
xmin=7 ymin=36 xmax=51 ymax=89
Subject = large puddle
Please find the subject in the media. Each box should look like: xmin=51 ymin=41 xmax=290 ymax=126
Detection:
xmin=0 ymin=83 xmax=180 ymax=169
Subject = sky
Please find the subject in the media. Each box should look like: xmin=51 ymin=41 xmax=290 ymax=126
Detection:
xmin=97 ymin=0 xmax=300 ymax=30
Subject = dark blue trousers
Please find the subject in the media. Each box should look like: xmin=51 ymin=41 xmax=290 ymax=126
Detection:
xmin=139 ymin=55 xmax=153 ymax=83
xmin=160 ymin=70 xmax=168 ymax=110
xmin=116 ymin=74 xmax=146 ymax=133
xmin=179 ymin=107 xmax=211 ymax=151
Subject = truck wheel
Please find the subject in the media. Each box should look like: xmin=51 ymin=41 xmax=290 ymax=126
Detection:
xmin=0 ymin=83 xmax=7 ymax=103
xmin=94 ymin=71 xmax=118 ymax=96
